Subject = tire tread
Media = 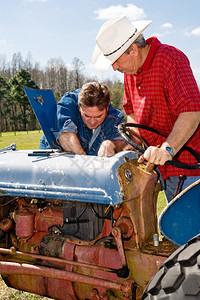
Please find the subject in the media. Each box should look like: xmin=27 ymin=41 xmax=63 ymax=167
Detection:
xmin=141 ymin=234 xmax=200 ymax=300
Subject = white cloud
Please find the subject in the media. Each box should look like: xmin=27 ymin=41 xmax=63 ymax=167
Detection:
xmin=152 ymin=23 xmax=173 ymax=38
xmin=184 ymin=26 xmax=200 ymax=36
xmin=94 ymin=4 xmax=146 ymax=21
xmin=161 ymin=23 xmax=173 ymax=29
xmin=151 ymin=31 xmax=172 ymax=37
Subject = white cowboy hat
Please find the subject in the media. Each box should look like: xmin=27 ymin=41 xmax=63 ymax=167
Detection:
xmin=92 ymin=16 xmax=152 ymax=72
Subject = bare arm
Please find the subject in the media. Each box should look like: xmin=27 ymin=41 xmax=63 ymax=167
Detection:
xmin=138 ymin=111 xmax=200 ymax=165
xmin=123 ymin=113 xmax=143 ymax=147
xmin=127 ymin=114 xmax=141 ymax=136
xmin=162 ymin=111 xmax=200 ymax=153
xmin=58 ymin=132 xmax=86 ymax=155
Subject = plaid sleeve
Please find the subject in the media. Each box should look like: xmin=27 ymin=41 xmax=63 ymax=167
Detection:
xmin=163 ymin=47 xmax=200 ymax=113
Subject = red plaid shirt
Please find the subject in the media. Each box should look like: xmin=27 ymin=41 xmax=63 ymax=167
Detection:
xmin=123 ymin=37 xmax=200 ymax=179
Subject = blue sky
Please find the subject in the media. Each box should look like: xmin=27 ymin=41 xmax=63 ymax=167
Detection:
xmin=0 ymin=0 xmax=200 ymax=84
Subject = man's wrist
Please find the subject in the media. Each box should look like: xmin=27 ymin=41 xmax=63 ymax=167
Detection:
xmin=161 ymin=143 xmax=175 ymax=157
xmin=102 ymin=140 xmax=115 ymax=148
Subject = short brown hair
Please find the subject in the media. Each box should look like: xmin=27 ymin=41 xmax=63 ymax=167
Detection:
xmin=78 ymin=82 xmax=110 ymax=110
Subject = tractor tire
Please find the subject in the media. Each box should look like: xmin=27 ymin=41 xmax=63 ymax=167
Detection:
xmin=141 ymin=234 xmax=200 ymax=300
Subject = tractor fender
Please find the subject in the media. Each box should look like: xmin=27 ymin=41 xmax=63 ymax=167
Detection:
xmin=159 ymin=179 xmax=200 ymax=246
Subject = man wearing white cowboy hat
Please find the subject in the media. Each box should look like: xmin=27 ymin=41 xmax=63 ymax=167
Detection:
xmin=93 ymin=16 xmax=200 ymax=202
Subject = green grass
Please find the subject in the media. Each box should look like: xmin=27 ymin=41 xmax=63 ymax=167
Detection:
xmin=0 ymin=131 xmax=43 ymax=150
xmin=157 ymin=191 xmax=167 ymax=217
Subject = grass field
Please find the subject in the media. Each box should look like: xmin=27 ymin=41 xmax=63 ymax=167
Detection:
xmin=0 ymin=130 xmax=167 ymax=299
xmin=0 ymin=130 xmax=43 ymax=150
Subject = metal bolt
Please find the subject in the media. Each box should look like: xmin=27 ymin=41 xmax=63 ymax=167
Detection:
xmin=124 ymin=169 xmax=132 ymax=181
xmin=38 ymin=179 xmax=45 ymax=185
xmin=153 ymin=233 xmax=159 ymax=246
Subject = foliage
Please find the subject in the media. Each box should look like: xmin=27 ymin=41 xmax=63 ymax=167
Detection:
xmin=0 ymin=76 xmax=9 ymax=134
xmin=108 ymin=80 xmax=124 ymax=112
xmin=9 ymin=69 xmax=38 ymax=131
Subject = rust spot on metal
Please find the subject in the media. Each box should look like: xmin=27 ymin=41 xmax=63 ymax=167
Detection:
xmin=33 ymin=95 xmax=44 ymax=105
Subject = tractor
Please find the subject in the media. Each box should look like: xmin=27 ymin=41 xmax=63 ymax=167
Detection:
xmin=0 ymin=87 xmax=199 ymax=299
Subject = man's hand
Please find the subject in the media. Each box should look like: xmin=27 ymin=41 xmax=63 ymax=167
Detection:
xmin=98 ymin=140 xmax=116 ymax=157
xmin=98 ymin=140 xmax=131 ymax=157
xmin=122 ymin=144 xmax=135 ymax=151
xmin=138 ymin=146 xmax=173 ymax=165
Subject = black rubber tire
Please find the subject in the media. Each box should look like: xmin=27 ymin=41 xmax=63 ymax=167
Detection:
xmin=141 ymin=234 xmax=200 ymax=300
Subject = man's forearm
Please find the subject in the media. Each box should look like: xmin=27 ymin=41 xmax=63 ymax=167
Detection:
xmin=162 ymin=111 xmax=200 ymax=155
xmin=58 ymin=132 xmax=86 ymax=155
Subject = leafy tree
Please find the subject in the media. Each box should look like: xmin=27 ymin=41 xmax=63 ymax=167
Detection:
xmin=0 ymin=76 xmax=9 ymax=134
xmin=9 ymin=69 xmax=38 ymax=131
xmin=104 ymin=79 xmax=124 ymax=112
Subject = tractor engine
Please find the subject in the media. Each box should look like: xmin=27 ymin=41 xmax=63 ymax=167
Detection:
xmin=0 ymin=150 xmax=176 ymax=299
xmin=0 ymin=196 xmax=108 ymax=253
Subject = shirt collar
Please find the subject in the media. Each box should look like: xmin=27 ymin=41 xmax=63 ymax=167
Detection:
xmin=137 ymin=37 xmax=162 ymax=74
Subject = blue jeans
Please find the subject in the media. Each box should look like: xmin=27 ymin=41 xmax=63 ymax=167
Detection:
xmin=164 ymin=176 xmax=200 ymax=202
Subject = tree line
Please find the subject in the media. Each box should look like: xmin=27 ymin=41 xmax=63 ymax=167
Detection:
xmin=0 ymin=52 xmax=124 ymax=133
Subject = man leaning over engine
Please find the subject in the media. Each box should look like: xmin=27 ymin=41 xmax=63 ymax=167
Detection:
xmin=40 ymin=81 xmax=128 ymax=156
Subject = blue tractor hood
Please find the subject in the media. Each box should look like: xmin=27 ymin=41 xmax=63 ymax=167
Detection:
xmin=0 ymin=149 xmax=137 ymax=205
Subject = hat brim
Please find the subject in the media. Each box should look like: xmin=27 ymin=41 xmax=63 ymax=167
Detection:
xmin=92 ymin=20 xmax=152 ymax=72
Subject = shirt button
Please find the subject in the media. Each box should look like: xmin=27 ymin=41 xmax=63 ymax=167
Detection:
xmin=138 ymin=86 xmax=141 ymax=89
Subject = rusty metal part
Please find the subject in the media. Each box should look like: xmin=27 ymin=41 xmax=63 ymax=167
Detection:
xmin=0 ymin=247 xmax=119 ymax=274
xmin=0 ymin=196 xmax=19 ymax=207
xmin=0 ymin=218 xmax=14 ymax=232
xmin=0 ymin=261 xmax=132 ymax=296
xmin=112 ymin=226 xmax=127 ymax=267
xmin=173 ymin=175 xmax=186 ymax=198
xmin=40 ymin=235 xmax=66 ymax=257
xmin=145 ymin=161 xmax=155 ymax=173
xmin=141 ymin=239 xmax=178 ymax=256
xmin=117 ymin=159 xmax=159 ymax=248
xmin=15 ymin=210 xmax=35 ymax=238
xmin=115 ymin=217 xmax=134 ymax=239
xmin=9 ymin=233 xmax=20 ymax=248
